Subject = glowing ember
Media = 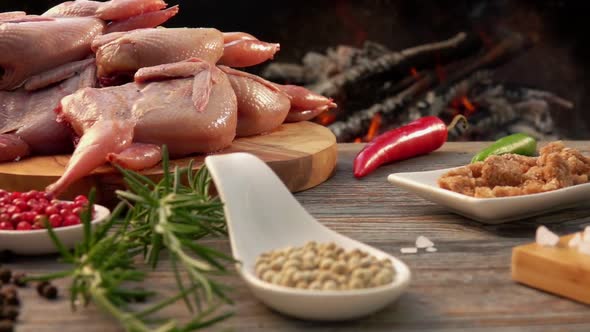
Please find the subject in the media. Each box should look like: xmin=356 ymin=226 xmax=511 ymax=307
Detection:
xmin=461 ymin=96 xmax=476 ymax=115
xmin=354 ymin=138 xmax=362 ymax=143
xmin=316 ymin=112 xmax=336 ymax=126
xmin=410 ymin=67 xmax=420 ymax=78
xmin=364 ymin=113 xmax=382 ymax=141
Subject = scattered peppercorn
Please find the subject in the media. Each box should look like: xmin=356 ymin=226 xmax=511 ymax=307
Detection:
xmin=0 ymin=288 xmax=18 ymax=307
xmin=0 ymin=306 xmax=18 ymax=321
xmin=35 ymin=281 xmax=49 ymax=295
xmin=0 ymin=319 xmax=13 ymax=332
xmin=36 ymin=281 xmax=58 ymax=300
xmin=10 ymin=274 xmax=26 ymax=288
xmin=255 ymin=241 xmax=395 ymax=291
xmin=0 ymin=269 xmax=21 ymax=332
xmin=0 ymin=269 xmax=10 ymax=284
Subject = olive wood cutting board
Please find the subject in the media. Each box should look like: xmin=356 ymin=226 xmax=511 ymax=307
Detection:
xmin=511 ymin=233 xmax=590 ymax=305
xmin=0 ymin=121 xmax=337 ymax=205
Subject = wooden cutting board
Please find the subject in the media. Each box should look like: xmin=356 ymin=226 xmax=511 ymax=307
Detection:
xmin=0 ymin=121 xmax=337 ymax=205
xmin=511 ymin=233 xmax=590 ymax=305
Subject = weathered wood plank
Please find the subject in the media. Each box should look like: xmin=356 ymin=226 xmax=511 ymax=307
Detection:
xmin=4 ymin=142 xmax=590 ymax=331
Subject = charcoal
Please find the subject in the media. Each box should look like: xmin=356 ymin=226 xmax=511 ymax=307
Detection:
xmin=261 ymin=28 xmax=567 ymax=143
xmin=309 ymin=32 xmax=480 ymax=98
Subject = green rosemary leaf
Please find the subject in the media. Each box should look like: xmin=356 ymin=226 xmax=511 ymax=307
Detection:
xmin=45 ymin=220 xmax=74 ymax=262
xmin=209 ymin=281 xmax=234 ymax=305
xmin=194 ymin=166 xmax=209 ymax=197
xmin=83 ymin=188 xmax=96 ymax=250
xmin=117 ymin=167 xmax=157 ymax=202
xmin=169 ymin=200 xmax=224 ymax=210
xmin=179 ymin=304 xmax=233 ymax=332
xmin=110 ymin=287 xmax=155 ymax=303
xmin=136 ymin=283 xmax=200 ymax=319
xmin=70 ymin=278 xmax=81 ymax=311
xmin=23 ymin=269 xmax=73 ymax=283
xmin=120 ymin=165 xmax=157 ymax=189
xmin=170 ymin=254 xmax=194 ymax=312
xmin=161 ymin=145 xmax=171 ymax=195
xmin=186 ymin=160 xmax=196 ymax=191
xmin=173 ymin=166 xmax=181 ymax=194
xmin=116 ymin=190 xmax=150 ymax=205
xmin=179 ymin=239 xmax=236 ymax=271
xmin=186 ymin=267 xmax=213 ymax=301
xmin=93 ymin=202 xmax=126 ymax=244
xmin=165 ymin=222 xmax=207 ymax=235
xmin=152 ymin=320 xmax=177 ymax=332
xmin=172 ymin=210 xmax=219 ymax=238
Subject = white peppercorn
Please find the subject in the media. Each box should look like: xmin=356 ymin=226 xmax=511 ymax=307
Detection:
xmin=331 ymin=262 xmax=347 ymax=275
xmin=322 ymin=280 xmax=338 ymax=290
xmin=255 ymin=263 xmax=269 ymax=277
xmin=255 ymin=241 xmax=395 ymax=291
xmin=309 ymin=281 xmax=322 ymax=290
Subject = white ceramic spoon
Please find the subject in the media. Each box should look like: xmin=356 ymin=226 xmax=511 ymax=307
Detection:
xmin=205 ymin=152 xmax=411 ymax=321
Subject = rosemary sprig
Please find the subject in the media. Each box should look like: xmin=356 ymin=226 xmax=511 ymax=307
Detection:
xmin=116 ymin=147 xmax=235 ymax=309
xmin=30 ymin=147 xmax=235 ymax=331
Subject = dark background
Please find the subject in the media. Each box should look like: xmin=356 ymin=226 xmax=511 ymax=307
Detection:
xmin=2 ymin=0 xmax=589 ymax=138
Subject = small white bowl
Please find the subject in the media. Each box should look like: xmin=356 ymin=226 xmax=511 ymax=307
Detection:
xmin=0 ymin=204 xmax=110 ymax=255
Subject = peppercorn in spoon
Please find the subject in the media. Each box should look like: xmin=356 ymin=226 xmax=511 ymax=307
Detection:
xmin=205 ymin=153 xmax=411 ymax=321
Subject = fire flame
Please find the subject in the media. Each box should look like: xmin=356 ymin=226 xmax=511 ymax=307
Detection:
xmin=449 ymin=95 xmax=477 ymax=118
xmin=354 ymin=138 xmax=362 ymax=143
xmin=364 ymin=113 xmax=382 ymax=142
xmin=461 ymin=96 xmax=476 ymax=115
xmin=316 ymin=112 xmax=336 ymax=126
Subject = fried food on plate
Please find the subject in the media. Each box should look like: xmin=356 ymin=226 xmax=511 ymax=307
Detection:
xmin=438 ymin=141 xmax=590 ymax=198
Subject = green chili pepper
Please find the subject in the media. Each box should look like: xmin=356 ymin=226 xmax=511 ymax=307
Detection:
xmin=471 ymin=133 xmax=537 ymax=163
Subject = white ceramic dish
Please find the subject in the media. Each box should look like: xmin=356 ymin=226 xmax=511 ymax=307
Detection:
xmin=388 ymin=167 xmax=590 ymax=224
xmin=205 ymin=152 xmax=411 ymax=321
xmin=0 ymin=204 xmax=110 ymax=255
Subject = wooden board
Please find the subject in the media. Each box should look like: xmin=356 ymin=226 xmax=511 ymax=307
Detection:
xmin=0 ymin=121 xmax=337 ymax=205
xmin=512 ymin=233 xmax=590 ymax=305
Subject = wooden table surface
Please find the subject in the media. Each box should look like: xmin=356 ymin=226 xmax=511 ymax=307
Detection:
xmin=5 ymin=142 xmax=590 ymax=332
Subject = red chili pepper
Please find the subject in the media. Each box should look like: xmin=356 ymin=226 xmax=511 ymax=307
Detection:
xmin=353 ymin=115 xmax=466 ymax=178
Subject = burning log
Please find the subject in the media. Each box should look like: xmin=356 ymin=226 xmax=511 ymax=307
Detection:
xmin=262 ymin=41 xmax=392 ymax=85
xmin=446 ymin=81 xmax=573 ymax=141
xmin=327 ymin=33 xmax=531 ymax=142
xmin=308 ymin=32 xmax=481 ymax=98
xmin=328 ymin=71 xmax=438 ymax=142
xmin=404 ymin=70 xmax=494 ymax=122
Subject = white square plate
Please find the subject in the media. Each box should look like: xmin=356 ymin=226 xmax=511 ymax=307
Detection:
xmin=387 ymin=168 xmax=590 ymax=224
